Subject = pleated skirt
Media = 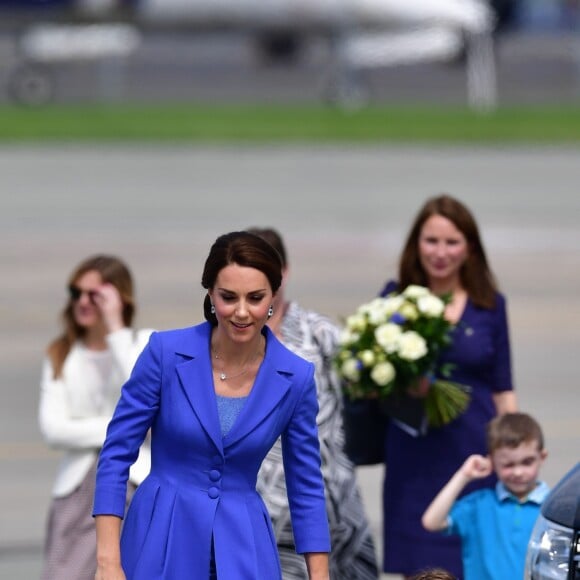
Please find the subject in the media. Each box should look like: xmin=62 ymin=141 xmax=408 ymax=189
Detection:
xmin=40 ymin=460 xmax=98 ymax=580
xmin=41 ymin=460 xmax=136 ymax=580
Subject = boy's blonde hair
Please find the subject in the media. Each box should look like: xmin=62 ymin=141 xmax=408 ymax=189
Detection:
xmin=486 ymin=412 xmax=544 ymax=453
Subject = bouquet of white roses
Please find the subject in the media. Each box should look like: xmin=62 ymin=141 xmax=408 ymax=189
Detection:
xmin=336 ymin=285 xmax=470 ymax=432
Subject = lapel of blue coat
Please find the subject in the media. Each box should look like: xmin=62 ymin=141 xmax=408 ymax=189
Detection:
xmin=174 ymin=324 xmax=224 ymax=455
xmin=223 ymin=327 xmax=292 ymax=449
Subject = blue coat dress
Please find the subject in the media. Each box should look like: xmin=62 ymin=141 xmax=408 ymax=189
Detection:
xmin=379 ymin=281 xmax=513 ymax=578
xmin=93 ymin=322 xmax=331 ymax=579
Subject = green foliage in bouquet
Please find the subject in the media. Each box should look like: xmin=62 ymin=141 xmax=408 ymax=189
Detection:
xmin=425 ymin=379 xmax=471 ymax=427
xmin=335 ymin=285 xmax=470 ymax=428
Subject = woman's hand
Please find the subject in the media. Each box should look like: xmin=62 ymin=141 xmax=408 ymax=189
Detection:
xmin=94 ymin=283 xmax=125 ymax=333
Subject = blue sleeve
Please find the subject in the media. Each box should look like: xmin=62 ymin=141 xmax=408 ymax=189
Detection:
xmin=491 ymin=293 xmax=513 ymax=392
xmin=281 ymin=363 xmax=331 ymax=554
xmin=379 ymin=279 xmax=399 ymax=297
xmin=94 ymin=332 xmax=162 ymax=517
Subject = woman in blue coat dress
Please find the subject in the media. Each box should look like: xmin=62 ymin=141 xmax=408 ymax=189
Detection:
xmin=378 ymin=195 xmax=518 ymax=579
xmin=93 ymin=231 xmax=331 ymax=580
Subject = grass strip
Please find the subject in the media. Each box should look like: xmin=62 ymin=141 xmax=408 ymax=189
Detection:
xmin=1 ymin=103 xmax=580 ymax=143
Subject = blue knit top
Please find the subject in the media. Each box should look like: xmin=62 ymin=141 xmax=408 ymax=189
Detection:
xmin=215 ymin=394 xmax=248 ymax=437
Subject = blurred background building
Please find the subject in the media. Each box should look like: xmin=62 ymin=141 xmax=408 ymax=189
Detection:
xmin=0 ymin=0 xmax=578 ymax=108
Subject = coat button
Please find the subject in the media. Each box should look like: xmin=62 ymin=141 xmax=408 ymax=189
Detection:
xmin=209 ymin=469 xmax=221 ymax=482
xmin=208 ymin=487 xmax=219 ymax=499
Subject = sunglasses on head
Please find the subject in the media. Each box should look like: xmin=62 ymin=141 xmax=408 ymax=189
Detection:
xmin=68 ymin=285 xmax=99 ymax=303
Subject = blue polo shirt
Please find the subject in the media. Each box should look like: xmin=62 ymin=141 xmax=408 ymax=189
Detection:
xmin=447 ymin=481 xmax=550 ymax=580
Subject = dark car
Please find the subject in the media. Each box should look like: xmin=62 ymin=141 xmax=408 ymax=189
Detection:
xmin=525 ymin=462 xmax=580 ymax=579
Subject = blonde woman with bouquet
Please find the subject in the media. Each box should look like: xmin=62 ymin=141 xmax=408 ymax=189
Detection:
xmin=377 ymin=195 xmax=517 ymax=579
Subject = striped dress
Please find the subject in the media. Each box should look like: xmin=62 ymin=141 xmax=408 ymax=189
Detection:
xmin=257 ymin=302 xmax=379 ymax=580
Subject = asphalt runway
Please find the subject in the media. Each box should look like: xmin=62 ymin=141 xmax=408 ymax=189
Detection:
xmin=1 ymin=144 xmax=579 ymax=578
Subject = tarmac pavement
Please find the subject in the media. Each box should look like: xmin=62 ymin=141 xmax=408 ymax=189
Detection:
xmin=1 ymin=144 xmax=579 ymax=578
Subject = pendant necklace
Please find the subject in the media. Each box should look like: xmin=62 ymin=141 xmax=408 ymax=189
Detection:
xmin=214 ymin=357 xmax=248 ymax=381
xmin=212 ymin=347 xmax=260 ymax=381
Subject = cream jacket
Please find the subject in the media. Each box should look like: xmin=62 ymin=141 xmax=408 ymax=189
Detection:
xmin=39 ymin=328 xmax=153 ymax=498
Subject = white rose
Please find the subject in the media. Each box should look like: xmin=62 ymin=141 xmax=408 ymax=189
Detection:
xmin=359 ymin=349 xmax=376 ymax=367
xmin=375 ymin=323 xmax=402 ymax=353
xmin=382 ymin=295 xmax=405 ymax=317
xmin=339 ymin=328 xmax=360 ymax=346
xmin=356 ymin=300 xmax=374 ymax=316
xmin=359 ymin=298 xmax=388 ymax=325
xmin=402 ymin=285 xmax=430 ymax=299
xmin=370 ymin=361 xmax=396 ymax=386
xmin=341 ymin=358 xmax=361 ymax=381
xmin=345 ymin=312 xmax=367 ymax=333
xmin=417 ymin=294 xmax=445 ymax=317
xmin=399 ymin=301 xmax=419 ymax=321
xmin=396 ymin=330 xmax=428 ymax=361
xmin=337 ymin=348 xmax=352 ymax=361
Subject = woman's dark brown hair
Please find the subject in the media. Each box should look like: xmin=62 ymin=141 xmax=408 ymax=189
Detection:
xmin=399 ymin=194 xmax=497 ymax=308
xmin=47 ymin=255 xmax=135 ymax=378
xmin=201 ymin=231 xmax=283 ymax=326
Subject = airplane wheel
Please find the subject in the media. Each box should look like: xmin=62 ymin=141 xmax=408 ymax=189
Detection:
xmin=7 ymin=65 xmax=54 ymax=106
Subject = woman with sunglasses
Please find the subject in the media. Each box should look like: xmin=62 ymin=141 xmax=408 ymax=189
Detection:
xmin=38 ymin=254 xmax=152 ymax=580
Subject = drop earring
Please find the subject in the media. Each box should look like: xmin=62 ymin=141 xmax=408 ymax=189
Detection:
xmin=210 ymin=304 xmax=216 ymax=314
xmin=268 ymin=306 xmax=274 ymax=318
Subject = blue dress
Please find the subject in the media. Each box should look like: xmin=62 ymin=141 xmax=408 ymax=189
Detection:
xmin=379 ymin=281 xmax=513 ymax=578
xmin=93 ymin=323 xmax=330 ymax=579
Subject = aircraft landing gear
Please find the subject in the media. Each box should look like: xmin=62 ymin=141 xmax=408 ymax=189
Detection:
xmin=7 ymin=64 xmax=55 ymax=106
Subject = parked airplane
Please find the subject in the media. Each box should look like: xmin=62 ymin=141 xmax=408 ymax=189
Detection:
xmin=0 ymin=0 xmax=495 ymax=30
xmin=1 ymin=0 xmax=501 ymax=108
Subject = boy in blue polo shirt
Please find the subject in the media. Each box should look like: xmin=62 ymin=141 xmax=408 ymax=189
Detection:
xmin=422 ymin=412 xmax=549 ymax=580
